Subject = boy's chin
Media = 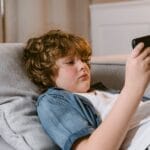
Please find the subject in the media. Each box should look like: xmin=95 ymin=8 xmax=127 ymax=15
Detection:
xmin=76 ymin=85 xmax=90 ymax=93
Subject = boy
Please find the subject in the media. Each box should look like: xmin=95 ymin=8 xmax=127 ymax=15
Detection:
xmin=23 ymin=29 xmax=150 ymax=150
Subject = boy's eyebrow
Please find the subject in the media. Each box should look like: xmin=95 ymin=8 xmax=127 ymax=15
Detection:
xmin=64 ymin=55 xmax=76 ymax=59
xmin=61 ymin=56 xmax=75 ymax=61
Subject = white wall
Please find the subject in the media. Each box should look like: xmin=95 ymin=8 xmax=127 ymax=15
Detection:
xmin=90 ymin=0 xmax=150 ymax=55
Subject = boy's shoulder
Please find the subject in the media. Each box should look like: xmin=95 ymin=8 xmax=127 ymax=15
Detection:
xmin=37 ymin=87 xmax=77 ymax=104
xmin=37 ymin=87 xmax=95 ymax=107
xmin=44 ymin=87 xmax=73 ymax=96
xmin=39 ymin=87 xmax=70 ymax=98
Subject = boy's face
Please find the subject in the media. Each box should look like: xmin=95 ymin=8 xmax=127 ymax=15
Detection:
xmin=54 ymin=55 xmax=91 ymax=93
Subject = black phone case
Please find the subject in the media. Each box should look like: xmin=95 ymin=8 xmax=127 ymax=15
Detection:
xmin=132 ymin=35 xmax=150 ymax=49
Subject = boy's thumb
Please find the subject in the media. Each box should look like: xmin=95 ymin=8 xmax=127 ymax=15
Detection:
xmin=131 ymin=42 xmax=144 ymax=58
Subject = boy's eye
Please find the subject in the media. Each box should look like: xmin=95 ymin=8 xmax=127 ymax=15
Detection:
xmin=65 ymin=60 xmax=75 ymax=65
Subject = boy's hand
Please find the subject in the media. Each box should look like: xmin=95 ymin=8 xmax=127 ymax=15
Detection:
xmin=124 ymin=42 xmax=150 ymax=97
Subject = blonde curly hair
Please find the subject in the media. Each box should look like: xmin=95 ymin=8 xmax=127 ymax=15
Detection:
xmin=23 ymin=29 xmax=92 ymax=92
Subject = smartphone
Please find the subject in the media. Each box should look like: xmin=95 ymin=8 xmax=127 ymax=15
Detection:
xmin=132 ymin=35 xmax=150 ymax=49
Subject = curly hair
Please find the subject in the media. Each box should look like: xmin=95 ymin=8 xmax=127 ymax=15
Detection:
xmin=23 ymin=29 xmax=92 ymax=92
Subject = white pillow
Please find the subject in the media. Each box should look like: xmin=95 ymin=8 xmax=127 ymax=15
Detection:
xmin=0 ymin=44 xmax=59 ymax=150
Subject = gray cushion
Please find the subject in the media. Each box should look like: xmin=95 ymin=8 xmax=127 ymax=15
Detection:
xmin=91 ymin=59 xmax=150 ymax=99
xmin=0 ymin=43 xmax=59 ymax=150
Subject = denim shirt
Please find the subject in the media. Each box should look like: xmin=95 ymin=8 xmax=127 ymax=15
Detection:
xmin=37 ymin=87 xmax=101 ymax=150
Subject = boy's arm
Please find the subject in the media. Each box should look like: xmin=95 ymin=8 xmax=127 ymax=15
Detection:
xmin=73 ymin=43 xmax=150 ymax=150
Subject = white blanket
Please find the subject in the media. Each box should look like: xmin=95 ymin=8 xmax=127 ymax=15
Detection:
xmin=76 ymin=91 xmax=150 ymax=150
xmin=121 ymin=101 xmax=150 ymax=150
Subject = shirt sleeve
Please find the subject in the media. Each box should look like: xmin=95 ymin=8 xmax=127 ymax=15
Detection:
xmin=37 ymin=89 xmax=100 ymax=150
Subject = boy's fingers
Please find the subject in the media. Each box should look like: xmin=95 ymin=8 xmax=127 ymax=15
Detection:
xmin=139 ymin=47 xmax=150 ymax=60
xmin=131 ymin=42 xmax=144 ymax=58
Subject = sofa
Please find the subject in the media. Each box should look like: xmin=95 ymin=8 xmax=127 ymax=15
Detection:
xmin=0 ymin=43 xmax=147 ymax=150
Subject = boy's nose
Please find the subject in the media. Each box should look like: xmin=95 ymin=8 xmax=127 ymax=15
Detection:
xmin=78 ymin=60 xmax=87 ymax=70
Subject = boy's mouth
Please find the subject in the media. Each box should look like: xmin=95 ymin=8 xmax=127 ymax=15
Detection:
xmin=78 ymin=74 xmax=89 ymax=81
